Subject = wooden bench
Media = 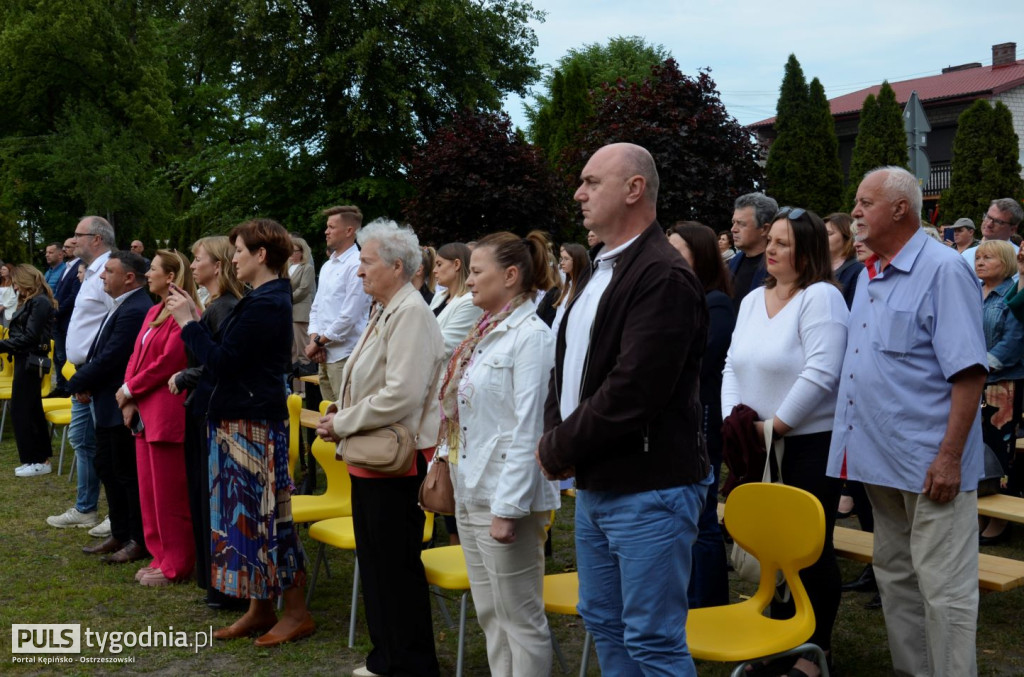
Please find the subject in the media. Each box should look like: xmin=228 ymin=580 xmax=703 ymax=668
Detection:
xmin=831 ymin=525 xmax=1024 ymax=592
xmin=717 ymin=502 xmax=1024 ymax=592
xmin=977 ymin=494 xmax=1024 ymax=525
xmin=300 ymin=409 xmax=322 ymax=430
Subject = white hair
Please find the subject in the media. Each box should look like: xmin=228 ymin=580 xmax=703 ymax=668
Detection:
xmin=866 ymin=166 xmax=922 ymax=222
xmin=356 ymin=218 xmax=421 ymax=281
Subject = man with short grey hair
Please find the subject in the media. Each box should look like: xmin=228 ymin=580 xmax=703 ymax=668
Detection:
xmin=961 ymin=197 xmax=1022 ymax=269
xmin=47 ymin=216 xmax=116 ymax=529
xmin=728 ymin=192 xmax=778 ymax=311
xmin=828 ymin=166 xmax=986 ymax=676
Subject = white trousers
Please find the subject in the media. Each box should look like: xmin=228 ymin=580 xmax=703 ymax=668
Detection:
xmin=865 ymin=484 xmax=979 ymax=677
xmin=455 ymin=501 xmax=553 ymax=677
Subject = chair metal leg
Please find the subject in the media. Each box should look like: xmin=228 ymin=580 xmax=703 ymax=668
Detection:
xmin=455 ymin=591 xmax=468 ymax=677
xmin=0 ymin=400 xmax=8 ymax=443
xmin=68 ymin=449 xmax=76 ymax=482
xmin=729 ymin=643 xmax=828 ymax=677
xmin=579 ymin=631 xmax=592 ymax=677
xmin=348 ymin=555 xmax=360 ymax=648
xmin=305 ymin=543 xmax=326 ymax=607
xmin=432 ymin=585 xmax=455 ymax=628
xmin=549 ymin=626 xmax=569 ymax=674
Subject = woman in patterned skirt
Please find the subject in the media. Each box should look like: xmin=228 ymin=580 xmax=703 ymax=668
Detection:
xmin=167 ymin=218 xmax=314 ymax=647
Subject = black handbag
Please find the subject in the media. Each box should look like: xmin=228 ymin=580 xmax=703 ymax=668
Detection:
xmin=24 ymin=353 xmax=51 ymax=376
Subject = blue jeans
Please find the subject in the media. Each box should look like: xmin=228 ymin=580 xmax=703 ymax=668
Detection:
xmin=70 ymin=399 xmax=100 ymax=514
xmin=576 ymin=472 xmax=712 ymax=677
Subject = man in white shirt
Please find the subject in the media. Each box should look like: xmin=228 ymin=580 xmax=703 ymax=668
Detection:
xmin=960 ymin=198 xmax=1022 ymax=269
xmin=47 ymin=216 xmax=116 ymax=529
xmin=305 ymin=205 xmax=372 ymax=402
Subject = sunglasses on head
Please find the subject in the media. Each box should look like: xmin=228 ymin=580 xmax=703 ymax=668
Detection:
xmin=774 ymin=206 xmax=806 ymax=221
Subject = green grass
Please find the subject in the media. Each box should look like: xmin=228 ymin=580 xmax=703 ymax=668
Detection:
xmin=1 ymin=432 xmax=1022 ymax=675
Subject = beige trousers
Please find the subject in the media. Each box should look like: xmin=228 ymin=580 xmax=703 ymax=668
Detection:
xmin=865 ymin=483 xmax=979 ymax=677
xmin=318 ymin=358 xmax=347 ymax=404
xmin=455 ymin=499 xmax=553 ymax=677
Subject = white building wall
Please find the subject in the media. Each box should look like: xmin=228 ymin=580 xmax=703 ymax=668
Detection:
xmin=992 ymin=84 xmax=1024 ymax=179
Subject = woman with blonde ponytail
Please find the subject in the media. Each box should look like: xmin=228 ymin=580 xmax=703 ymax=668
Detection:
xmin=437 ymin=230 xmax=560 ymax=674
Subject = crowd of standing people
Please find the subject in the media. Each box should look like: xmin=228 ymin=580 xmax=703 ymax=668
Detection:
xmin=2 ymin=141 xmax=1023 ymax=677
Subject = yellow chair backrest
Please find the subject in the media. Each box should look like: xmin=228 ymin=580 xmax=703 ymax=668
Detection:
xmin=724 ymin=482 xmax=824 ymax=614
xmin=286 ymin=393 xmax=302 ymax=478
xmin=309 ymin=437 xmax=352 ymax=516
xmin=62 ymin=361 xmax=76 ymax=381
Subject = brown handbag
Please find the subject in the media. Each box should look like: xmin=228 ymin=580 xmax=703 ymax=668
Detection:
xmin=418 ymin=454 xmax=455 ymax=515
xmin=337 ymin=309 xmax=439 ymax=476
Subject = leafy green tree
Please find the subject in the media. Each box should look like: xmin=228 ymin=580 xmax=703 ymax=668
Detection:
xmin=942 ymin=100 xmax=1024 ymax=222
xmin=403 ymin=111 xmax=568 ymax=244
xmin=843 ymin=81 xmax=910 ymax=208
xmin=564 ymin=60 xmax=761 ymax=233
xmin=528 ymin=36 xmax=670 ymax=150
xmin=805 ymin=78 xmax=844 ymax=214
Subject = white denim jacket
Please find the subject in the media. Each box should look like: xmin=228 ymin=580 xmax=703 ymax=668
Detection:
xmin=455 ymin=300 xmax=561 ymax=518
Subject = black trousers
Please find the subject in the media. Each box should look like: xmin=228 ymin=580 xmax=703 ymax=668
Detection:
xmin=184 ymin=412 xmax=215 ymax=591
xmin=11 ymin=359 xmax=51 ymax=464
xmin=351 ymin=454 xmax=440 ymax=677
xmin=770 ymin=431 xmax=842 ymax=652
xmin=94 ymin=424 xmax=144 ymax=545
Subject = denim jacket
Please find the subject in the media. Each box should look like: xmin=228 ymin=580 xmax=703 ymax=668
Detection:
xmin=983 ymin=277 xmax=1024 ymax=382
xmin=456 ymin=300 xmax=560 ymax=519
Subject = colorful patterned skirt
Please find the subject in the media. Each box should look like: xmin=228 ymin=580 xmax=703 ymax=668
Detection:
xmin=208 ymin=419 xmax=306 ymax=599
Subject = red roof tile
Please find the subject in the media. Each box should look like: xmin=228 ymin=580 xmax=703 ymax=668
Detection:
xmin=750 ymin=59 xmax=1024 ymax=129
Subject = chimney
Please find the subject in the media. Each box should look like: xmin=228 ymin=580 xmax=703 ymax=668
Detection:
xmin=992 ymin=42 xmax=1017 ymax=68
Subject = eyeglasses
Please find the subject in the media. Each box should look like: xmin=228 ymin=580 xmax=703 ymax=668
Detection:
xmin=774 ymin=207 xmax=806 ymax=221
xmin=982 ymin=212 xmax=1013 ymax=228
xmin=73 ymin=231 xmax=96 ymax=239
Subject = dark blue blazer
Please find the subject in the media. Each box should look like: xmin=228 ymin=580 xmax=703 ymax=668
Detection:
xmin=67 ymin=288 xmax=153 ymax=429
xmin=54 ymin=259 xmax=83 ymax=337
xmin=728 ymin=251 xmax=767 ymax=306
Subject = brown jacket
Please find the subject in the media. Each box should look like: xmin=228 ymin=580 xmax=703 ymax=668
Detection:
xmin=539 ymin=221 xmax=710 ymax=492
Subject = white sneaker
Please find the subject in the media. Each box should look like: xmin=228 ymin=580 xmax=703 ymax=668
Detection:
xmin=46 ymin=507 xmax=100 ymax=528
xmin=14 ymin=464 xmax=29 ymax=475
xmin=88 ymin=516 xmax=112 ymax=538
xmin=351 ymin=666 xmax=384 ymax=677
xmin=17 ymin=463 xmax=52 ymax=477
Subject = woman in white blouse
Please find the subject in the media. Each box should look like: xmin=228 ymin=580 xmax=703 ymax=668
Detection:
xmin=430 ymin=242 xmax=483 ymax=361
xmin=436 ymin=231 xmax=560 ymax=675
xmin=721 ymin=207 xmax=849 ymax=677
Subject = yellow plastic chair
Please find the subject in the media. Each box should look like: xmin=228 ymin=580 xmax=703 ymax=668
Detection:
xmin=0 ymin=340 xmax=56 ymax=442
xmin=46 ymin=406 xmax=74 ymax=475
xmin=686 ymin=482 xmax=830 ymax=677
xmin=286 ymin=393 xmax=302 ymax=479
xmin=306 ymin=510 xmax=435 ymax=647
xmin=291 ymin=437 xmax=352 ymax=525
xmin=543 ymin=571 xmax=593 ymax=676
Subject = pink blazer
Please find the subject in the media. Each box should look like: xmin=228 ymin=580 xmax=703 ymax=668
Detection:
xmin=124 ymin=303 xmax=188 ymax=444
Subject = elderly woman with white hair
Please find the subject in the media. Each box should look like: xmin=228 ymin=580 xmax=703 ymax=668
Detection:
xmin=318 ymin=219 xmax=444 ymax=677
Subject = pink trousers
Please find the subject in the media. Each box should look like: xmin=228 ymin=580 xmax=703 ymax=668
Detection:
xmin=136 ymin=438 xmax=195 ymax=580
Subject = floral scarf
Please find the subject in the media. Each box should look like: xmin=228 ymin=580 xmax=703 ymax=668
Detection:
xmin=437 ymin=293 xmax=529 ymax=458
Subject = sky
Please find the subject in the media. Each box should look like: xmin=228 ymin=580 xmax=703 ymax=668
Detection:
xmin=503 ymin=0 xmax=1024 ymax=130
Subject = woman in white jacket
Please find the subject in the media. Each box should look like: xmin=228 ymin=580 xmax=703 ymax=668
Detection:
xmin=430 ymin=242 xmax=483 ymax=361
xmin=436 ymin=231 xmax=560 ymax=676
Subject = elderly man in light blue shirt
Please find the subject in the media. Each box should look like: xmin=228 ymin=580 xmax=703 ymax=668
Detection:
xmin=828 ymin=167 xmax=987 ymax=677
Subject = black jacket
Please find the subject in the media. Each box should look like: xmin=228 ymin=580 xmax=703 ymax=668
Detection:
xmin=174 ymin=293 xmax=240 ymax=415
xmin=53 ymin=259 xmax=83 ymax=337
xmin=0 ymin=295 xmax=54 ymax=359
xmin=539 ymin=221 xmax=710 ymax=492
xmin=67 ymin=288 xmax=152 ymax=428
xmin=182 ymin=278 xmax=292 ymax=421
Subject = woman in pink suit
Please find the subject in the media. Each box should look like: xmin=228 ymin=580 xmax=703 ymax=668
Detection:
xmin=117 ymin=250 xmax=201 ymax=587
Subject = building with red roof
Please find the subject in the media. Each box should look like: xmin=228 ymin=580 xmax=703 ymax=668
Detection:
xmin=750 ymin=43 xmax=1024 ymax=214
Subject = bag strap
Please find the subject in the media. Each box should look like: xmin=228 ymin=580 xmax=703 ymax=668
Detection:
xmin=761 ymin=418 xmax=785 ymax=484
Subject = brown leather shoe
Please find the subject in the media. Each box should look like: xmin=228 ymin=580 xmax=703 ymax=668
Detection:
xmin=101 ymin=540 xmax=149 ymax=564
xmin=213 ymin=618 xmax=277 ymax=641
xmin=82 ymin=536 xmax=123 ymax=555
xmin=253 ymin=615 xmax=315 ymax=648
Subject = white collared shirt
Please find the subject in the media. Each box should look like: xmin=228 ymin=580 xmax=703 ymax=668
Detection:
xmin=65 ymin=251 xmax=114 ymax=365
xmin=559 ymin=234 xmax=639 ymax=421
xmin=307 ymin=244 xmax=372 ymax=363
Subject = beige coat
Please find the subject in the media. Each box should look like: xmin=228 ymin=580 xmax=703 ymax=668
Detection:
xmin=332 ymin=282 xmax=444 ymax=449
xmin=290 ymin=262 xmax=316 ymax=322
